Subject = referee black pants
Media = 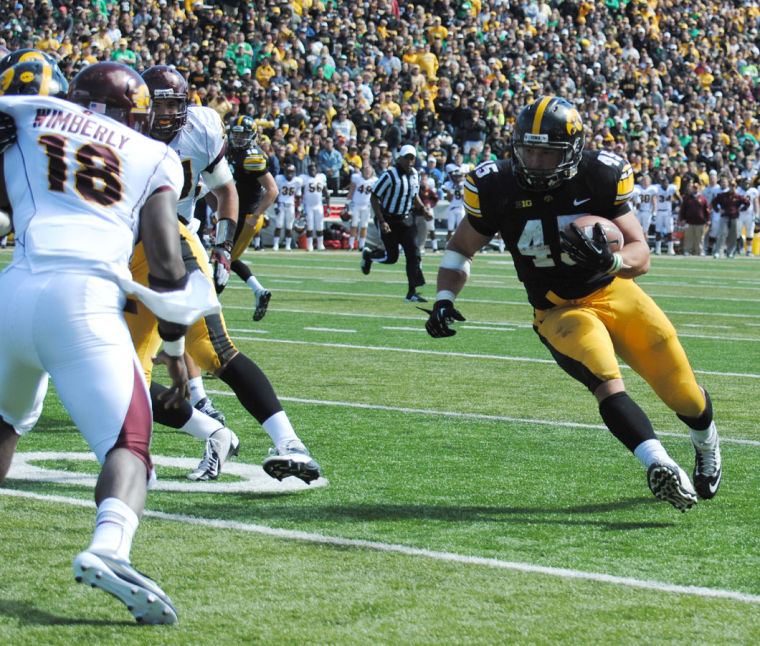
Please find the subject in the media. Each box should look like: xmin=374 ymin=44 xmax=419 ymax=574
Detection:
xmin=370 ymin=216 xmax=424 ymax=294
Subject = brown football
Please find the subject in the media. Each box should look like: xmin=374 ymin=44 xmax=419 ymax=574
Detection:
xmin=564 ymin=215 xmax=624 ymax=252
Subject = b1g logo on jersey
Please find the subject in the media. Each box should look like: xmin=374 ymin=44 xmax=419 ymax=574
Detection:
xmin=514 ymin=199 xmax=533 ymax=209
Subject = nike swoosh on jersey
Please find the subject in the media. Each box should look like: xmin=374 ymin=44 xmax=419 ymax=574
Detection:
xmin=573 ymin=198 xmax=591 ymax=206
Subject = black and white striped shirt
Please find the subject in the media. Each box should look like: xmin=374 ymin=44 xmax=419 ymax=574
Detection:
xmin=372 ymin=166 xmax=420 ymax=218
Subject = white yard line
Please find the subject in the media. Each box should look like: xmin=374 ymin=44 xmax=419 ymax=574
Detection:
xmin=226 ymin=335 xmax=760 ymax=380
xmin=206 ymin=391 xmax=760 ymax=447
xmin=2 ymin=487 xmax=759 ymax=605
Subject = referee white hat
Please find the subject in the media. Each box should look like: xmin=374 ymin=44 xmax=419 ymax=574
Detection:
xmin=399 ymin=144 xmax=417 ymax=158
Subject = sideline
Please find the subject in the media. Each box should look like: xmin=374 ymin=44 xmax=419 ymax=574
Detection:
xmin=2 ymin=486 xmax=759 ymax=605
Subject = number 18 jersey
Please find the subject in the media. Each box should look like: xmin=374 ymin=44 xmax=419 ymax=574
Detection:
xmin=1 ymin=95 xmax=183 ymax=281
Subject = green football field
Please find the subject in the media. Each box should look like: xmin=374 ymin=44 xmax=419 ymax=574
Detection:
xmin=1 ymin=247 xmax=759 ymax=645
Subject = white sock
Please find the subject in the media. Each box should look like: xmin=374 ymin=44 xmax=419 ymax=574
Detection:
xmin=633 ymin=438 xmax=675 ymax=469
xmin=181 ymin=408 xmax=224 ymax=440
xmin=88 ymin=497 xmax=139 ymax=563
xmin=246 ymin=275 xmax=264 ymax=293
xmin=655 ymin=240 xmax=662 ymax=253
xmin=667 ymin=242 xmax=674 ymax=253
xmin=349 ymin=235 xmax=355 ymax=249
xmin=359 ymin=236 xmax=366 ymax=249
xmin=690 ymin=421 xmax=716 ymax=445
xmin=307 ymin=238 xmax=313 ymax=251
xmin=188 ymin=376 xmax=206 ymax=407
xmin=431 ymin=239 xmax=438 ymax=251
xmin=262 ymin=410 xmax=299 ymax=446
xmin=272 ymin=235 xmax=280 ymax=249
xmin=253 ymin=235 xmax=261 ymax=249
xmin=285 ymin=237 xmax=292 ymax=250
xmin=317 ymin=235 xmax=324 ymax=248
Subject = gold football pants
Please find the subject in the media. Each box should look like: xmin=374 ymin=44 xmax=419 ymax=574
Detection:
xmin=126 ymin=222 xmax=237 ymax=383
xmin=533 ymin=277 xmax=705 ymax=417
xmin=230 ymin=213 xmax=266 ymax=262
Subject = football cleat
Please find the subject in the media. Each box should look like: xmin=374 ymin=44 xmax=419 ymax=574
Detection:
xmin=692 ymin=428 xmax=722 ymax=499
xmin=229 ymin=429 xmax=240 ymax=457
xmin=73 ymin=550 xmax=177 ymax=624
xmin=360 ymin=248 xmax=373 ymax=275
xmin=405 ymin=292 xmax=427 ymax=303
xmin=647 ymin=462 xmax=698 ymax=512
xmin=194 ymin=396 xmax=225 ymax=425
xmin=187 ymin=427 xmax=232 ymax=481
xmin=253 ymin=289 xmax=271 ymax=322
xmin=262 ymin=439 xmax=321 ymax=484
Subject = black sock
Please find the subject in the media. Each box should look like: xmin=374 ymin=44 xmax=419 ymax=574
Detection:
xmin=232 ymin=259 xmax=252 ymax=281
xmin=219 ymin=353 xmax=283 ymax=424
xmin=677 ymin=389 xmax=713 ymax=430
xmin=598 ymin=392 xmax=657 ymax=453
xmin=150 ymin=382 xmax=193 ymax=428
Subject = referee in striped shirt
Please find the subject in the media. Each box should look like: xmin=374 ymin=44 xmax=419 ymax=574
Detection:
xmin=361 ymin=144 xmax=433 ymax=302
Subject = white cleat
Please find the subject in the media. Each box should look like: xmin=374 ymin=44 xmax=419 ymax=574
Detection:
xmin=74 ymin=550 xmax=177 ymax=624
xmin=187 ymin=427 xmax=232 ymax=481
xmin=647 ymin=462 xmax=698 ymax=512
xmin=262 ymin=439 xmax=321 ymax=484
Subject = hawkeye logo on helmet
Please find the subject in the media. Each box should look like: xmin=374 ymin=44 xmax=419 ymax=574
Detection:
xmin=524 ymin=133 xmax=548 ymax=143
xmin=566 ymin=109 xmax=583 ymax=135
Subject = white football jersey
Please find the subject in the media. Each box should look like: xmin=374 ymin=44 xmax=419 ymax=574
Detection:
xmin=299 ymin=172 xmax=327 ymax=207
xmin=739 ymin=186 xmax=759 ymax=217
xmin=633 ymin=184 xmax=658 ymax=215
xmin=349 ymin=172 xmax=377 ymax=208
xmin=1 ymin=95 xmax=183 ymax=281
xmin=442 ymin=179 xmax=465 ymax=209
xmin=275 ymin=174 xmax=303 ymax=205
xmin=702 ymin=183 xmax=723 ymax=212
xmin=169 ymin=105 xmax=227 ymax=222
xmin=655 ymin=183 xmax=678 ymax=214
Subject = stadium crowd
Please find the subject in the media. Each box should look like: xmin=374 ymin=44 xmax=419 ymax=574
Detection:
xmin=2 ymin=0 xmax=760 ymax=248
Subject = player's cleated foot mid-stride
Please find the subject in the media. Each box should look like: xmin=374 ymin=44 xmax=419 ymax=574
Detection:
xmin=647 ymin=462 xmax=698 ymax=512
xmin=73 ymin=550 xmax=178 ymax=625
xmin=262 ymin=439 xmax=321 ymax=484
xmin=692 ymin=428 xmax=722 ymax=499
xmin=187 ymin=427 xmax=232 ymax=481
xmin=253 ymin=289 xmax=271 ymax=322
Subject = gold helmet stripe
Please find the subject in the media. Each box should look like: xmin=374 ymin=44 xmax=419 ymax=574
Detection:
xmin=38 ymin=63 xmax=52 ymax=96
xmin=531 ymin=96 xmax=553 ymax=134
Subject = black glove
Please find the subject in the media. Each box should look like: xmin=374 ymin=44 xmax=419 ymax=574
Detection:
xmin=210 ymin=242 xmax=232 ymax=294
xmin=423 ymin=299 xmax=466 ymax=338
xmin=560 ymin=222 xmax=616 ymax=272
xmin=0 ymin=111 xmax=17 ymax=154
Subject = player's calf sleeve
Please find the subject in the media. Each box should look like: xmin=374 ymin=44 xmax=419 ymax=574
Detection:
xmin=150 ymin=382 xmax=193 ymax=428
xmin=219 ymin=353 xmax=283 ymax=424
xmin=598 ymin=392 xmax=658 ymax=453
xmin=677 ymin=389 xmax=713 ymax=431
xmin=231 ymin=258 xmax=252 ymax=281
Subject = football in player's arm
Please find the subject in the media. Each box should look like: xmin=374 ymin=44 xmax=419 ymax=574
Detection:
xmin=425 ymin=96 xmax=722 ymax=513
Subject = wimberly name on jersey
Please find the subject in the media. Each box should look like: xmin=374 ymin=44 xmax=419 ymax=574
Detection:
xmin=228 ymin=143 xmax=267 ymax=214
xmin=31 ymin=107 xmax=132 ymax=150
xmin=464 ymin=149 xmax=634 ymax=310
xmin=0 ymin=94 xmax=183 ymax=281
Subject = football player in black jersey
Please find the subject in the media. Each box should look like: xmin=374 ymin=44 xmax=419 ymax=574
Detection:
xmin=425 ymin=96 xmax=721 ymax=512
xmin=227 ymin=115 xmax=278 ymax=320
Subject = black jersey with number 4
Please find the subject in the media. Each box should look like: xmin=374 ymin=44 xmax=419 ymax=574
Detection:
xmin=228 ymin=144 xmax=269 ymax=215
xmin=464 ymin=150 xmax=635 ymax=309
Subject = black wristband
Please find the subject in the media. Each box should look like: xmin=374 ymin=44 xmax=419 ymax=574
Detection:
xmin=157 ymin=318 xmax=188 ymax=342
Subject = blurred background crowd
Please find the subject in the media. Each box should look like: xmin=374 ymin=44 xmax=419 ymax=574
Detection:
xmin=2 ymin=0 xmax=760 ymax=196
